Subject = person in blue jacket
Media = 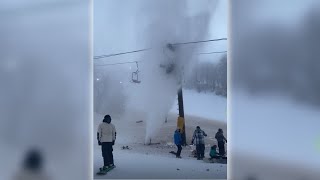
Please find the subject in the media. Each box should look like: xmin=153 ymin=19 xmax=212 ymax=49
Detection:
xmin=174 ymin=129 xmax=182 ymax=158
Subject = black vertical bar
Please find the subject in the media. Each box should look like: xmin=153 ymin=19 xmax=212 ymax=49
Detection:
xmin=178 ymin=87 xmax=186 ymax=145
xmin=178 ymin=87 xmax=184 ymax=117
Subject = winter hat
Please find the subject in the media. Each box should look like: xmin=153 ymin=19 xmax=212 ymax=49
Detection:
xmin=196 ymin=126 xmax=200 ymax=129
xmin=103 ymin=115 xmax=111 ymax=123
xmin=23 ymin=149 xmax=43 ymax=171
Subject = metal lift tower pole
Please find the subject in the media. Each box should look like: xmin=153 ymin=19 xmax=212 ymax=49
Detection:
xmin=178 ymin=85 xmax=186 ymax=146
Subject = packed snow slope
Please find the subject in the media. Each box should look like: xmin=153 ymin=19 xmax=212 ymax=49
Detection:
xmin=93 ymin=99 xmax=227 ymax=179
xmin=170 ymin=89 xmax=227 ymax=122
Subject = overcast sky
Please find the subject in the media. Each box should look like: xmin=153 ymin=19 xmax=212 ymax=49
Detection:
xmin=94 ymin=0 xmax=227 ymax=65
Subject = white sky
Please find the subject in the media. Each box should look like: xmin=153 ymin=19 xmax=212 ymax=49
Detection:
xmin=94 ymin=0 xmax=227 ymax=64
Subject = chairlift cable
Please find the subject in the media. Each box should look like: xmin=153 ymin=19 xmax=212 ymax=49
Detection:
xmin=95 ymin=60 xmax=142 ymax=67
xmin=94 ymin=37 xmax=227 ymax=60
xmin=198 ymin=51 xmax=227 ymax=55
xmin=94 ymin=48 xmax=151 ymax=60
xmin=170 ymin=38 xmax=227 ymax=46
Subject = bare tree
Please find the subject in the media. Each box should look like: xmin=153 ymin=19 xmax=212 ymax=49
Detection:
xmin=183 ymin=55 xmax=227 ymax=97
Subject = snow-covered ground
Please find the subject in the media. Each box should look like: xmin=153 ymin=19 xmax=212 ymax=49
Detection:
xmin=94 ymin=150 xmax=226 ymax=179
xmin=232 ymin=91 xmax=320 ymax=167
xmin=230 ymin=90 xmax=320 ymax=179
xmin=94 ymin=91 xmax=227 ymax=179
xmin=170 ymin=89 xmax=227 ymax=122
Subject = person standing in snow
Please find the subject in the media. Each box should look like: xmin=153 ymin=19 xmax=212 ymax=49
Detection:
xmin=191 ymin=126 xmax=207 ymax=160
xmin=97 ymin=115 xmax=117 ymax=169
xmin=173 ymin=129 xmax=182 ymax=158
xmin=215 ymin=128 xmax=227 ymax=156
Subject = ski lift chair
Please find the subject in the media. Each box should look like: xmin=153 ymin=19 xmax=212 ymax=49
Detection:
xmin=131 ymin=61 xmax=141 ymax=83
xmin=132 ymin=71 xmax=141 ymax=83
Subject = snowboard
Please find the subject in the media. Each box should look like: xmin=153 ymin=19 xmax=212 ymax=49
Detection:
xmin=203 ymin=157 xmax=227 ymax=164
xmin=96 ymin=165 xmax=116 ymax=175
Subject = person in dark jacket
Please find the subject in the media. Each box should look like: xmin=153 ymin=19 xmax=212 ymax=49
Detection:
xmin=215 ymin=128 xmax=227 ymax=156
xmin=174 ymin=129 xmax=182 ymax=158
xmin=191 ymin=126 xmax=207 ymax=160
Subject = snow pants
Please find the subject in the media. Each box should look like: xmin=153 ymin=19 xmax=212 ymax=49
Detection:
xmin=101 ymin=142 xmax=114 ymax=166
xmin=218 ymin=141 xmax=225 ymax=156
xmin=196 ymin=144 xmax=205 ymax=158
xmin=176 ymin=145 xmax=182 ymax=157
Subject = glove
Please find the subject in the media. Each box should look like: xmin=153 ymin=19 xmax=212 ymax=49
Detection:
xmin=97 ymin=133 xmax=101 ymax=145
xmin=112 ymin=140 xmax=115 ymax=146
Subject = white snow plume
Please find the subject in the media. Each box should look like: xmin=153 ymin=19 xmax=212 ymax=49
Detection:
xmin=122 ymin=0 xmax=216 ymax=144
xmin=94 ymin=66 xmax=128 ymax=118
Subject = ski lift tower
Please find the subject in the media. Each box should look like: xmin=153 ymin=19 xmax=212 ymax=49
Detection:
xmin=177 ymin=87 xmax=186 ymax=146
xmin=166 ymin=43 xmax=187 ymax=146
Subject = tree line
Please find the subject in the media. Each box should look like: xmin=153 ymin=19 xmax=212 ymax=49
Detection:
xmin=184 ymin=54 xmax=227 ymax=97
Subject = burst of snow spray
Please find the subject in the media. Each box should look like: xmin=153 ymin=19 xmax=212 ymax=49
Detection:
xmin=122 ymin=0 xmax=216 ymax=144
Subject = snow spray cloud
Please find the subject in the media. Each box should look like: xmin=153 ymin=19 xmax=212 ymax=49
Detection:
xmin=94 ymin=66 xmax=128 ymax=118
xmin=122 ymin=0 xmax=216 ymax=144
